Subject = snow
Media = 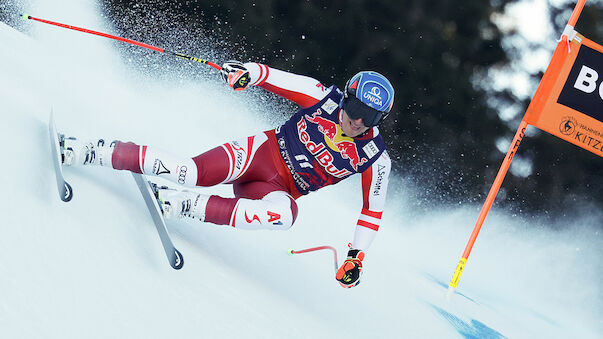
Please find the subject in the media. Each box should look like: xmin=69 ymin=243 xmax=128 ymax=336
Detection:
xmin=0 ymin=2 xmax=602 ymax=338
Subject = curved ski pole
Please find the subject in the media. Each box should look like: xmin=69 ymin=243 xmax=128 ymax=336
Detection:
xmin=21 ymin=14 xmax=221 ymax=71
xmin=289 ymin=246 xmax=339 ymax=274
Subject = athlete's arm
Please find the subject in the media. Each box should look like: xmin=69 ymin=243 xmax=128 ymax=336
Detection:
xmin=244 ymin=62 xmax=329 ymax=108
xmin=335 ymin=151 xmax=391 ymax=288
xmin=352 ymin=151 xmax=391 ymax=251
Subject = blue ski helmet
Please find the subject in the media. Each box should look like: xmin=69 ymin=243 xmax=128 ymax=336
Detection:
xmin=341 ymin=71 xmax=395 ymax=127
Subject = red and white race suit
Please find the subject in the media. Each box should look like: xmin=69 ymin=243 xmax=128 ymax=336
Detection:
xmin=110 ymin=63 xmax=391 ymax=251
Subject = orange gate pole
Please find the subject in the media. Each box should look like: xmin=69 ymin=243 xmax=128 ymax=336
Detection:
xmin=446 ymin=120 xmax=528 ymax=298
xmin=446 ymin=0 xmax=588 ymax=299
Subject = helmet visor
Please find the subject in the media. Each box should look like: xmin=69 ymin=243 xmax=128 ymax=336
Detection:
xmin=342 ymin=94 xmax=384 ymax=127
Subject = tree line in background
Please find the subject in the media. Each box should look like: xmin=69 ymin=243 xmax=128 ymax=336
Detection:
xmin=101 ymin=0 xmax=601 ymax=216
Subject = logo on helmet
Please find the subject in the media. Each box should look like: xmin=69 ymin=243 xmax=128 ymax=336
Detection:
xmin=369 ymin=87 xmax=382 ymax=98
xmin=363 ymin=86 xmax=384 ymax=107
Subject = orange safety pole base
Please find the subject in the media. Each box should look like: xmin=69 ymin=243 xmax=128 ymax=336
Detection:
xmin=447 ymin=120 xmax=529 ymax=299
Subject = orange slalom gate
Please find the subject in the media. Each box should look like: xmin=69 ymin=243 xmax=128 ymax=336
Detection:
xmin=447 ymin=0 xmax=596 ymax=298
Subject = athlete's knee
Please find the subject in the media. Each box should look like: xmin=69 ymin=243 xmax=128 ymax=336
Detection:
xmin=232 ymin=191 xmax=298 ymax=230
xmin=262 ymin=191 xmax=298 ymax=229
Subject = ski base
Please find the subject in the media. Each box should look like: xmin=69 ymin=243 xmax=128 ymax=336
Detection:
xmin=132 ymin=173 xmax=184 ymax=270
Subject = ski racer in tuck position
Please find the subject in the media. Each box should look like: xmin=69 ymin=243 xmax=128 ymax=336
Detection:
xmin=61 ymin=61 xmax=395 ymax=288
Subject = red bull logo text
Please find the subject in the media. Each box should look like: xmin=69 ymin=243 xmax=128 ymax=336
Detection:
xmin=297 ymin=117 xmax=353 ymax=178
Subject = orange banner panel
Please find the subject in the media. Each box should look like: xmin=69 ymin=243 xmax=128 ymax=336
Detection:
xmin=524 ymin=36 xmax=603 ymax=157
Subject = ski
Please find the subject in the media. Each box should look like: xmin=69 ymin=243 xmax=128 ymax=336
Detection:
xmin=48 ymin=110 xmax=73 ymax=202
xmin=132 ymin=173 xmax=184 ymax=270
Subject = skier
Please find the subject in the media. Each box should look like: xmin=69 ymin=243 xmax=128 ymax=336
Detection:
xmin=61 ymin=61 xmax=394 ymax=288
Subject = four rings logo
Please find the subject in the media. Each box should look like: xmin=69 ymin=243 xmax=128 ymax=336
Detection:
xmin=559 ymin=116 xmax=577 ymax=135
xmin=178 ymin=165 xmax=187 ymax=185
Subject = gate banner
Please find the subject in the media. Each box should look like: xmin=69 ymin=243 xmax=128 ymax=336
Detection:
xmin=524 ymin=34 xmax=603 ymax=157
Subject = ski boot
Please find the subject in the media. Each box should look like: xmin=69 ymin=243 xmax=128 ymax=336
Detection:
xmin=151 ymin=183 xmax=209 ymax=221
xmin=61 ymin=136 xmax=115 ymax=167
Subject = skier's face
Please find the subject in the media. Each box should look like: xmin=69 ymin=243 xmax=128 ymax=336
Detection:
xmin=340 ymin=109 xmax=370 ymax=137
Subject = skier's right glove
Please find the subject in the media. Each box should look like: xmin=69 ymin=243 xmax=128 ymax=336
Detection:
xmin=336 ymin=248 xmax=365 ymax=288
xmin=220 ymin=60 xmax=251 ymax=91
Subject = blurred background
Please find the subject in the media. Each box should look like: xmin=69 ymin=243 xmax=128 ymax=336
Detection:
xmin=2 ymin=0 xmax=601 ymax=218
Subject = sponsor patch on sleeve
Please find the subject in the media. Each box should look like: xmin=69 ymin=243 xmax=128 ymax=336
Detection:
xmin=321 ymin=98 xmax=339 ymax=115
xmin=362 ymin=141 xmax=379 ymax=159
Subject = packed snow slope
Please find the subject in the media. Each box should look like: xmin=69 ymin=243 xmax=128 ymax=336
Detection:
xmin=0 ymin=2 xmax=601 ymax=338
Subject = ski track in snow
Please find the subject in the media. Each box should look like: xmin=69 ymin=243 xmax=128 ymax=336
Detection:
xmin=0 ymin=1 xmax=601 ymax=338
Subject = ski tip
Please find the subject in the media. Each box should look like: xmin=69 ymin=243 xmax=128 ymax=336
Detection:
xmin=20 ymin=13 xmax=30 ymax=20
xmin=61 ymin=182 xmax=73 ymax=202
xmin=172 ymin=249 xmax=184 ymax=270
xmin=288 ymin=249 xmax=294 ymax=255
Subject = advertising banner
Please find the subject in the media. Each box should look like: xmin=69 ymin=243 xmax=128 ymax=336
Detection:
xmin=524 ymin=35 xmax=603 ymax=157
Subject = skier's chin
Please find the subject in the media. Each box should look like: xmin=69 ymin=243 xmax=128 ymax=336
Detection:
xmin=341 ymin=121 xmax=367 ymax=137
xmin=347 ymin=130 xmax=363 ymax=138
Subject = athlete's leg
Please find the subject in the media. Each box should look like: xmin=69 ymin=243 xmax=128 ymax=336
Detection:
xmin=111 ymin=133 xmax=270 ymax=188
xmin=205 ymin=190 xmax=298 ymax=230
xmin=204 ymin=178 xmax=299 ymax=229
xmin=160 ymin=133 xmax=300 ymax=230
xmin=64 ymin=132 xmax=299 ymax=230
xmin=62 ymin=137 xmax=204 ymax=188
xmin=112 ymin=142 xmax=201 ymax=187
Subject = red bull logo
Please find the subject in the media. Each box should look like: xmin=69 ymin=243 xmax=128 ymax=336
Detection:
xmin=301 ymin=110 xmax=368 ymax=171
xmin=305 ymin=111 xmax=338 ymax=139
xmin=297 ymin=117 xmax=353 ymax=178
xmin=334 ymin=140 xmax=367 ymax=170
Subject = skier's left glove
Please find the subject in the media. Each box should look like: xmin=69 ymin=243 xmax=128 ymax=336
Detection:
xmin=336 ymin=248 xmax=365 ymax=288
xmin=220 ymin=60 xmax=251 ymax=91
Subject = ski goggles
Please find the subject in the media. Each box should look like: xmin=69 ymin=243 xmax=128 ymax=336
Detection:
xmin=341 ymin=92 xmax=387 ymax=127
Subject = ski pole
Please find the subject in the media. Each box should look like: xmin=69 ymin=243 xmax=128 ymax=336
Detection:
xmin=289 ymin=246 xmax=339 ymax=273
xmin=20 ymin=14 xmax=221 ymax=71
